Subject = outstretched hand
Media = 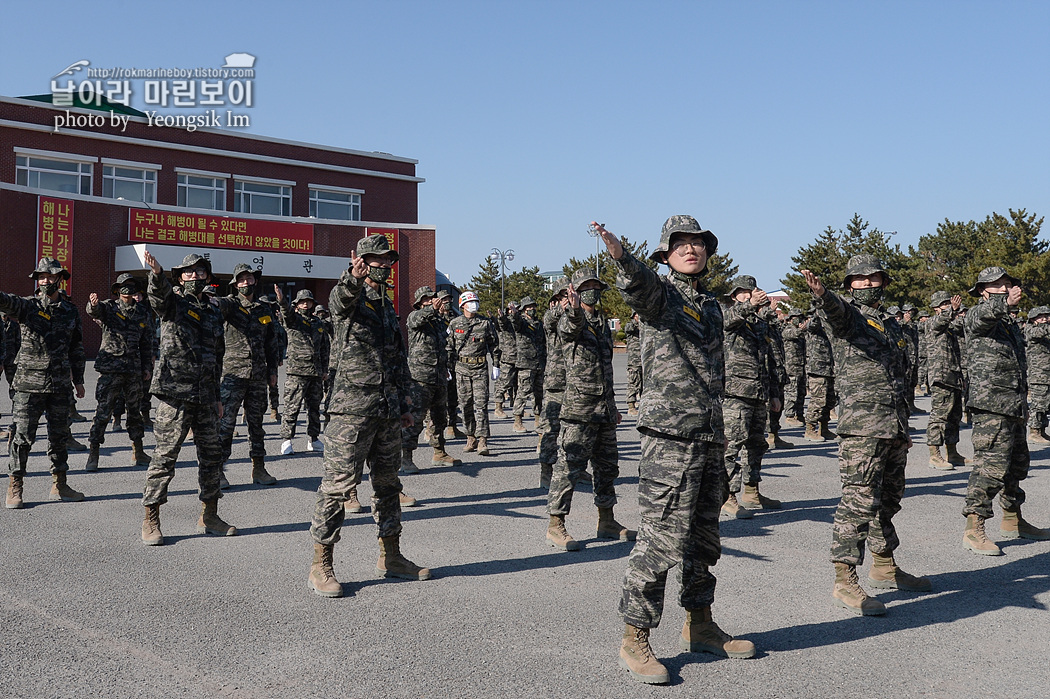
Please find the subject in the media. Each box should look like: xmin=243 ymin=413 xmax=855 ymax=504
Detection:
xmin=800 ymin=269 xmax=825 ymax=297
xmin=591 ymin=221 xmax=623 ymax=260
xmin=349 ymin=250 xmax=369 ymax=279
xmin=143 ymin=250 xmax=162 ymax=275
xmin=274 ymin=284 xmax=284 ymax=303
xmin=89 ymin=292 xmax=99 ymax=307
xmin=566 ymin=283 xmax=580 ymax=309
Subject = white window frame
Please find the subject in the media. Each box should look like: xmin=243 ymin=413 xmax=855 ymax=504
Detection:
xmin=309 ymin=184 xmax=363 ymax=221
xmin=233 ymin=179 xmax=292 ymax=216
xmin=102 ymin=161 xmax=158 ymax=204
xmin=177 ymin=172 xmax=227 ymax=211
xmin=14 ymin=150 xmax=95 ymax=196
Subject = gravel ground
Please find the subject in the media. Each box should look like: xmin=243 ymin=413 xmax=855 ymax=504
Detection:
xmin=2 ymin=355 xmax=1048 ymax=698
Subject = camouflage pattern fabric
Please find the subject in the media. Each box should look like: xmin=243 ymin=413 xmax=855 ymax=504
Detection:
xmin=547 ymin=420 xmax=618 ymax=514
xmin=927 ymin=385 xmax=963 ymax=447
xmin=900 ymin=319 xmax=920 ymax=393
xmin=723 ymin=396 xmax=768 ymax=492
xmin=963 ymin=411 xmax=1028 ymax=519
xmin=279 ymin=299 xmax=330 ymax=439
xmin=214 ymin=294 xmax=279 ymax=382
xmin=282 ymin=375 xmax=324 ymax=439
xmin=2 ymin=316 xmax=18 ymax=402
xmin=804 ymin=314 xmax=834 ymax=379
xmin=926 ymin=308 xmax=965 ymax=446
xmin=142 ymin=396 xmax=223 ymax=506
xmin=9 ymin=390 xmax=73 ymax=475
xmin=448 ymin=313 xmax=498 ymax=437
xmin=538 ymin=306 xmax=567 ymax=462
xmin=624 ymin=318 xmax=642 ymax=405
xmin=437 ymin=308 xmax=461 ymax=427
xmin=87 ymin=298 xmax=152 ymax=445
xmin=538 ymin=394 xmax=562 ymax=464
xmin=455 ymin=366 xmax=490 ymax=438
xmin=917 ymin=317 xmax=930 ymax=391
xmin=219 ymin=376 xmax=269 ymax=460
xmin=89 ymin=372 xmax=143 ymax=445
xmin=781 ymin=319 xmax=806 ymax=420
xmin=805 ymin=376 xmax=835 ymax=425
xmin=830 ymin=435 xmax=908 ymax=564
xmin=1026 ymin=322 xmax=1050 ymax=427
xmin=403 ymin=380 xmax=447 ymax=449
xmin=0 ymin=290 xmax=86 ymax=393
xmin=495 ymin=314 xmax=517 ymax=406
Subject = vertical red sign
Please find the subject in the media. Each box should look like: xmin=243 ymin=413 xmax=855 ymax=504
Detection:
xmin=366 ymin=228 xmax=399 ymax=316
xmin=38 ymin=196 xmax=75 ymax=294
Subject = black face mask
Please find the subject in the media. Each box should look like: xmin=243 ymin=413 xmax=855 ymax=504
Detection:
xmin=183 ymin=280 xmax=207 ymax=296
xmin=986 ymin=292 xmax=1009 ymax=303
xmin=851 ymin=287 xmax=884 ymax=306
xmin=368 ymin=266 xmax=391 ymax=284
xmin=238 ymin=283 xmax=255 ymax=298
xmin=579 ymin=290 xmax=602 ymax=306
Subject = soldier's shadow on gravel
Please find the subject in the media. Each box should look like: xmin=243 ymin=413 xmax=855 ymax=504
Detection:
xmin=748 ymin=550 xmax=1050 ymax=653
xmin=434 ymin=539 xmax=635 ymax=579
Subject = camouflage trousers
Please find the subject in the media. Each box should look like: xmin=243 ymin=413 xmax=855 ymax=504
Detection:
xmin=723 ymin=396 xmax=769 ymax=493
xmin=830 ymin=434 xmax=908 ymax=565
xmin=113 ymin=376 xmax=151 ymax=422
xmin=446 ymin=369 xmax=460 ymax=427
xmin=626 ymin=365 xmax=642 ymax=405
xmin=1028 ymin=384 xmax=1050 ymax=429
xmin=783 ymin=372 xmax=806 ymax=421
xmin=142 ymin=396 xmax=223 ymax=506
xmin=767 ymin=383 xmax=785 ymax=435
xmin=268 ymin=377 xmax=280 ymax=412
xmin=311 ymin=413 xmax=406 ymax=545
xmin=547 ymin=419 xmax=618 ymax=515
xmin=918 ymin=358 xmax=929 ymax=392
xmin=513 ymin=368 xmax=543 ymax=418
xmin=403 ymin=380 xmax=447 ymax=449
xmin=456 ymin=363 xmax=490 ymax=438
xmin=926 ymin=384 xmax=962 ymax=447
xmin=8 ymin=390 xmax=72 ymax=476
xmin=281 ymin=374 xmax=324 ymax=440
xmin=537 ymin=390 xmax=563 ymax=465
xmin=3 ymin=363 xmax=15 ymax=403
xmin=219 ymin=375 xmax=268 ymax=461
xmin=323 ymin=373 xmax=335 ymax=419
xmin=620 ymin=430 xmax=723 ymax=628
xmin=90 ymin=372 xmax=144 ymax=446
xmin=963 ymin=411 xmax=1028 ymax=520
xmin=496 ymin=363 xmax=517 ymax=406
xmin=805 ymin=375 xmax=835 ymax=425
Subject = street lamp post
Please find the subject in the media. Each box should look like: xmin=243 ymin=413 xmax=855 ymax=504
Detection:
xmin=587 ymin=222 xmax=604 ymax=279
xmin=490 ymin=247 xmax=515 ymax=309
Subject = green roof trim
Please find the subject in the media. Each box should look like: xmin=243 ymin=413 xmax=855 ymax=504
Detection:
xmin=19 ymin=93 xmax=148 ymax=117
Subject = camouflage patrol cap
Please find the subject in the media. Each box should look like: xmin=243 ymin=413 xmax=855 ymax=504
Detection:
xmin=413 ymin=285 xmax=435 ymax=308
xmin=726 ymin=275 xmax=757 ymax=298
xmin=294 ymin=289 xmax=316 ymax=305
xmin=918 ymin=310 xmax=931 ymax=319
xmin=436 ymin=289 xmax=454 ymax=301
xmin=357 ymin=234 xmax=399 ymax=263
xmin=842 ymin=255 xmax=891 ymax=289
xmin=111 ymin=273 xmax=142 ymax=295
xmin=170 ymin=254 xmax=212 ymax=285
xmin=519 ymin=296 xmax=537 ymax=309
xmin=1028 ymin=306 xmax=1050 ymax=320
xmin=930 ymin=291 xmax=952 ymax=308
xmin=968 ymin=266 xmax=1019 ymax=297
xmin=788 ymin=307 xmax=804 ymax=318
xmin=229 ymin=262 xmax=262 ymax=291
xmin=29 ymin=257 xmax=71 ymax=281
xmin=887 ymin=305 xmax=901 ymax=316
xmin=314 ymin=304 xmax=328 ymax=315
xmin=902 ymin=303 xmax=916 ymax=313
xmin=548 ymin=277 xmax=570 ymax=302
xmin=570 ymin=267 xmax=609 ymax=291
xmin=649 ymin=215 xmax=718 ymax=266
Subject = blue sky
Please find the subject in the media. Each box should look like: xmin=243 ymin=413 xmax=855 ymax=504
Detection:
xmin=3 ymin=1 xmax=1048 ymax=290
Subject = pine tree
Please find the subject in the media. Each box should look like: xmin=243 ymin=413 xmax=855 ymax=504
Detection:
xmin=467 ymin=256 xmax=503 ymax=315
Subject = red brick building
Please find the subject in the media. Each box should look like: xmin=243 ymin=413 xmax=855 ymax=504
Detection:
xmin=0 ymin=95 xmax=435 ymax=356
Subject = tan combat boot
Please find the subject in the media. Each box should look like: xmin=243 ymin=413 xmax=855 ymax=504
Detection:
xmin=1028 ymin=427 xmax=1050 ymax=444
xmin=784 ymin=416 xmax=804 ymax=427
xmin=464 ymin=436 xmax=478 ymax=453
xmin=431 ymin=445 xmax=459 ymax=466
xmin=867 ymin=553 xmax=931 ymax=591
xmin=85 ymin=443 xmax=100 ymax=471
xmin=819 ymin=421 xmax=836 ymax=440
xmin=218 ymin=468 xmax=230 ymax=490
xmin=1001 ymin=510 xmax=1050 ymax=540
xmin=49 ymin=472 xmax=85 ymax=502
xmin=945 ymin=443 xmax=970 ymax=467
xmin=720 ymin=493 xmax=753 ymax=519
xmin=680 ymin=606 xmax=756 ymax=658
xmin=5 ymin=474 xmax=24 ymax=509
xmin=512 ymin=415 xmax=526 ymax=433
xmin=400 ymin=448 xmax=420 ymax=474
xmin=376 ymin=535 xmax=431 ymax=580
xmin=766 ymin=432 xmax=776 ymax=449
xmin=308 ymin=542 xmax=343 ymax=597
xmin=478 ymin=437 xmax=491 ymax=456
xmin=963 ymin=514 xmax=1001 ymax=555
xmin=928 ymin=445 xmax=952 ymax=470
xmin=399 ymin=491 xmax=419 ymax=507
xmin=627 ymin=402 xmax=638 ymax=417
xmin=494 ymin=402 xmax=507 ymax=419
xmin=197 ymin=499 xmax=237 ymax=536
xmin=344 ymin=486 xmax=364 ymax=514
xmin=770 ymin=432 xmax=794 ymax=449
xmin=833 ymin=562 xmax=886 ymax=615
xmin=741 ymin=483 xmax=782 ymax=510
xmin=619 ymin=624 xmax=669 ymax=685
xmin=804 ymin=422 xmax=824 ymax=441
xmin=271 ymin=407 xmax=281 ymax=423
xmin=539 ymin=462 xmax=553 ymax=489
xmin=597 ymin=507 xmax=636 ymax=541
xmin=546 ymin=514 xmax=581 ymax=551
xmin=132 ymin=440 xmax=150 ymax=468
xmin=141 ymin=504 xmax=164 ymax=546
xmin=252 ymin=455 xmax=277 ymax=485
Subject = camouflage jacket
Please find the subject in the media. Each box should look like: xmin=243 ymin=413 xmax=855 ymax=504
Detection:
xmin=405 ymin=305 xmax=448 ymax=386
xmin=1024 ymin=323 xmax=1050 ymax=385
xmin=623 ymin=319 xmax=641 ymax=367
xmin=0 ymin=290 xmax=85 ymax=393
xmin=965 ymin=296 xmax=1027 ymax=417
xmin=495 ymin=315 xmax=517 ymax=365
xmin=214 ymin=294 xmax=279 ymax=382
xmin=269 ymin=299 xmax=288 ymax=360
xmin=814 ymin=291 xmax=909 ymax=438
xmin=280 ymin=300 xmax=329 ymax=378
xmin=147 ymin=273 xmax=224 ymax=404
xmin=3 ymin=317 xmax=21 ymax=367
xmin=781 ymin=321 xmax=806 ymax=375
xmin=917 ymin=320 xmax=929 ymax=360
xmin=901 ymin=321 xmax=919 ymax=369
xmin=327 ymin=270 xmax=410 ymax=419
xmin=510 ymin=310 xmax=546 ymax=370
xmin=87 ymin=298 xmax=153 ymax=375
xmin=723 ymin=302 xmax=773 ymax=401
xmin=805 ymin=315 xmax=834 ymax=377
xmin=0 ymin=318 xmax=4 ymax=366
xmin=925 ymin=310 xmax=964 ymax=389
xmin=558 ymin=306 xmax=615 ymax=423
xmin=761 ymin=309 xmax=788 ymax=387
xmin=614 ymin=250 xmax=725 ymax=443
xmin=448 ymin=314 xmax=499 ymax=366
xmin=543 ymin=306 xmax=566 ymax=393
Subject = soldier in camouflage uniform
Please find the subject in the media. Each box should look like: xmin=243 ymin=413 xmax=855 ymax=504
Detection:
xmin=435 ymin=290 xmax=465 ymax=439
xmin=275 ymin=288 xmax=328 ymax=455
xmin=264 ymin=294 xmax=287 ymax=423
xmin=916 ymin=309 xmax=931 ymax=394
xmin=545 ymin=268 xmax=633 ymax=552
xmin=400 ymin=285 xmax=458 ymax=474
xmin=1025 ymin=306 xmax=1050 ymax=443
xmin=0 ymin=313 xmax=19 ymax=441
xmin=623 ymin=311 xmax=642 ymax=416
xmin=961 ymin=267 xmax=1050 ymax=555
xmin=780 ymin=308 xmax=807 ymax=426
xmin=760 ymin=300 xmax=792 ymax=450
xmin=1 ymin=258 xmax=87 ymax=509
xmin=448 ymin=291 xmax=500 ymax=456
xmin=214 ymin=263 xmax=280 ymax=488
xmin=538 ymin=278 xmax=569 ymax=488
xmin=314 ymin=304 xmax=335 ymax=425
xmin=804 ymin=309 xmax=836 ymax=441
xmin=84 ymin=273 xmax=153 ymax=472
xmin=493 ymin=301 xmax=517 ymax=419
xmin=899 ymin=304 xmax=921 ymax=410
xmin=925 ymin=291 xmax=968 ymax=470
xmin=307 ymin=234 xmax=429 ymax=598
xmin=720 ymin=276 xmax=781 ymax=519
xmin=593 ymin=218 xmax=754 ymax=686
xmin=510 ymin=296 xmax=546 ymax=432
xmin=801 ymin=256 xmax=930 ymax=618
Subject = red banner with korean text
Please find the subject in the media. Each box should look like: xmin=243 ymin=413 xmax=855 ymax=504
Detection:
xmin=128 ymin=209 xmax=314 ymax=254
xmin=366 ymin=228 xmax=399 ymax=316
xmin=37 ymin=196 xmax=74 ymax=294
